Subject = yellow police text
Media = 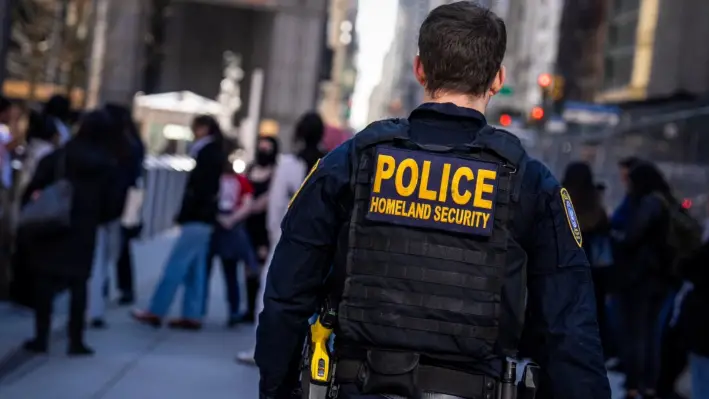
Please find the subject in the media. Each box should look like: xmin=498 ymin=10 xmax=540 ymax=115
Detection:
xmin=372 ymin=154 xmax=497 ymax=210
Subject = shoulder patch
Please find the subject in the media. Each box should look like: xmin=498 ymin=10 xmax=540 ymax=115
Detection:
xmin=560 ymin=188 xmax=583 ymax=247
xmin=288 ymin=159 xmax=320 ymax=208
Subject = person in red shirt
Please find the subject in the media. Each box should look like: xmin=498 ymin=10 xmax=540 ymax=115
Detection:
xmin=203 ymin=160 xmax=259 ymax=326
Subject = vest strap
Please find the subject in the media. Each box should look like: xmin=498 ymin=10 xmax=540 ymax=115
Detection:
xmin=340 ymin=306 xmax=499 ymax=341
xmin=346 ymin=286 xmax=500 ymax=318
xmin=349 ymin=261 xmax=502 ymax=292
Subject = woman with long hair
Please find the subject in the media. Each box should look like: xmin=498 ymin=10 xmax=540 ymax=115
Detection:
xmin=246 ymin=136 xmax=279 ymax=264
xmin=561 ymin=162 xmax=613 ymax=360
xmin=617 ymin=161 xmax=676 ymax=399
xmin=132 ymin=115 xmax=226 ymax=330
xmin=21 ymin=110 xmax=123 ymax=355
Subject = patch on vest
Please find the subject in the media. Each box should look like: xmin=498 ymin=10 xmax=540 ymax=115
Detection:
xmin=560 ymin=188 xmax=583 ymax=247
xmin=366 ymin=147 xmax=499 ymax=236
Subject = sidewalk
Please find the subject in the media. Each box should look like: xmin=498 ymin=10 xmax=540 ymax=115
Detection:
xmin=0 ymin=230 xmax=259 ymax=399
xmin=0 ymin=229 xmax=631 ymax=398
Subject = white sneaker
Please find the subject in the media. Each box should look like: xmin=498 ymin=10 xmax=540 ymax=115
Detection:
xmin=236 ymin=349 xmax=255 ymax=365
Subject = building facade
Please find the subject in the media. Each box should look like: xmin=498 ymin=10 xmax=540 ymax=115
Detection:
xmin=318 ymin=0 xmax=358 ymax=128
xmin=598 ymin=0 xmax=709 ymax=103
xmin=555 ymin=0 xmax=609 ymax=103
xmin=490 ymin=0 xmax=564 ymax=116
xmin=95 ymin=0 xmax=328 ymax=152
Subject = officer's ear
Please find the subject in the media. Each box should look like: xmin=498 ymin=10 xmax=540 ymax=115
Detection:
xmin=489 ymin=66 xmax=506 ymax=96
xmin=414 ymin=55 xmax=426 ymax=87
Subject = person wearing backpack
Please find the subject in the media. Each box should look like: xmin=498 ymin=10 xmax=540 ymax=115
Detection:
xmin=678 ymin=203 xmax=709 ymax=399
xmin=615 ymin=162 xmax=678 ymax=399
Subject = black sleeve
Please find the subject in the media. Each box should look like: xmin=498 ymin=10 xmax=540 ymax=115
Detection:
xmin=99 ymin=164 xmax=125 ymax=224
xmin=621 ymin=195 xmax=663 ymax=250
xmin=177 ymin=143 xmax=224 ymax=223
xmin=21 ymin=154 xmax=56 ymax=206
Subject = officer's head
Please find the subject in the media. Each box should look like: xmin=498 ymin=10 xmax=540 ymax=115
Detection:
xmin=415 ymin=2 xmax=507 ymax=106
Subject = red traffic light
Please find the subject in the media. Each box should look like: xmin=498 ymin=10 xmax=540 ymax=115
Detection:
xmin=531 ymin=106 xmax=545 ymax=120
xmin=538 ymin=73 xmax=552 ymax=88
xmin=682 ymin=198 xmax=693 ymax=209
xmin=499 ymin=114 xmax=512 ymax=127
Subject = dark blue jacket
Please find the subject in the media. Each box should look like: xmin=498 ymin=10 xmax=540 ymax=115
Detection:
xmin=255 ymin=103 xmax=611 ymax=399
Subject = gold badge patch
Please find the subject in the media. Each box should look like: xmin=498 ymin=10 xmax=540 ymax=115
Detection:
xmin=288 ymin=159 xmax=321 ymax=208
xmin=560 ymin=188 xmax=583 ymax=248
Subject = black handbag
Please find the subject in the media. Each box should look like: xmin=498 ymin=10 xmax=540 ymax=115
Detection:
xmin=18 ymin=151 xmax=74 ymax=235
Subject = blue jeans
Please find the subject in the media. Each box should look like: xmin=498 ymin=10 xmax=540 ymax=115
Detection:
xmin=691 ymin=353 xmax=709 ymax=399
xmin=149 ymin=223 xmax=213 ymax=320
xmin=204 ymin=223 xmax=258 ymax=317
xmin=88 ymin=219 xmax=122 ymax=319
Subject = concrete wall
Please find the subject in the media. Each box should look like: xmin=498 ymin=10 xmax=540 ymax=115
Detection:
xmin=160 ymin=2 xmax=274 ymax=113
xmin=99 ymin=0 xmax=149 ymax=106
xmin=261 ymin=0 xmax=327 ymax=152
xmin=648 ymin=0 xmax=709 ymax=97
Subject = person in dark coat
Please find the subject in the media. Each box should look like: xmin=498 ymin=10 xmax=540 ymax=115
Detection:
xmin=616 ymin=162 xmax=675 ymax=398
xmin=132 ymin=115 xmax=225 ymax=330
xmin=21 ymin=110 xmax=123 ymax=356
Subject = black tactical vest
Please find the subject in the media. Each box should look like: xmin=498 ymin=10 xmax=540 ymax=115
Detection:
xmin=334 ymin=118 xmax=528 ymax=362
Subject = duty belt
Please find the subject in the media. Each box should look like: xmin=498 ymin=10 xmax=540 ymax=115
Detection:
xmin=335 ymin=359 xmax=498 ymax=399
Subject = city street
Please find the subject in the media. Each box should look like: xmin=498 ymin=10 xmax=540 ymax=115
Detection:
xmin=1 ymin=229 xmax=628 ymax=399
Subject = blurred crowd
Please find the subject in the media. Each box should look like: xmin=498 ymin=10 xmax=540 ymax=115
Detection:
xmin=524 ymin=157 xmax=709 ymax=399
xmin=0 ymin=94 xmax=346 ymax=364
xmin=3 ymin=92 xmax=709 ymax=397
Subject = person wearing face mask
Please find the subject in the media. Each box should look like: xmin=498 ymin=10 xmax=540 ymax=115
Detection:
xmin=246 ymin=136 xmax=279 ymax=266
xmin=236 ymin=112 xmax=325 ymax=365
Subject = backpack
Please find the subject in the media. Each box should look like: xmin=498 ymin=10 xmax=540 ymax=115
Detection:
xmin=655 ymin=193 xmax=703 ymax=276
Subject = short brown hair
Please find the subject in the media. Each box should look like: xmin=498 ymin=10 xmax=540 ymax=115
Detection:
xmin=418 ymin=1 xmax=507 ymax=97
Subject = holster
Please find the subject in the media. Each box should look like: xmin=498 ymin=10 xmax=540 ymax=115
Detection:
xmin=358 ymin=350 xmax=421 ymax=399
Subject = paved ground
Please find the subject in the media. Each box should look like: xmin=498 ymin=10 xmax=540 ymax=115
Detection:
xmin=0 ymin=229 xmax=637 ymax=399
xmin=0 ymin=230 xmax=258 ymax=399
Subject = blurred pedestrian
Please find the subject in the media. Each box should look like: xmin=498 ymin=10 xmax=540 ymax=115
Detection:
xmin=616 ymin=161 xmax=677 ymax=398
xmin=562 ymin=162 xmax=613 ymax=361
xmin=204 ymin=159 xmax=258 ymax=326
xmin=85 ymin=105 xmax=134 ymax=328
xmin=20 ymin=110 xmax=123 ymax=356
xmin=43 ymin=95 xmax=72 ymax=145
xmin=611 ymin=156 xmax=641 ymax=233
xmin=132 ymin=115 xmax=225 ymax=330
xmin=680 ymin=200 xmax=709 ymax=399
xmin=236 ymin=111 xmax=325 ymax=364
xmin=10 ymin=111 xmax=60 ymax=308
xmin=245 ymin=136 xmax=279 ymax=264
xmin=105 ymin=104 xmax=146 ymax=306
xmin=18 ymin=111 xmax=60 ymax=194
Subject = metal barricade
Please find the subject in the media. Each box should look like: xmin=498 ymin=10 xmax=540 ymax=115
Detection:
xmin=526 ymin=109 xmax=709 ymax=219
xmin=141 ymin=156 xmax=193 ymax=240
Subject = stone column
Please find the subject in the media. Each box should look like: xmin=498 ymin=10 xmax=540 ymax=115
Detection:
xmin=261 ymin=0 xmax=328 ymax=152
xmin=98 ymin=0 xmax=149 ymax=106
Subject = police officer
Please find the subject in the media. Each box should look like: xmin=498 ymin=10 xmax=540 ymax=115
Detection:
xmin=256 ymin=2 xmax=611 ymax=399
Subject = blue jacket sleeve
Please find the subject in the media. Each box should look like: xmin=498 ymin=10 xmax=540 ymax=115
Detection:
xmin=255 ymin=142 xmax=352 ymax=399
xmin=523 ymin=163 xmax=611 ymax=399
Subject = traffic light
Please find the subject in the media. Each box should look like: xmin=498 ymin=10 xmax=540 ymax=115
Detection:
xmin=537 ymin=73 xmax=552 ymax=89
xmin=530 ymin=106 xmax=545 ymax=120
xmin=499 ymin=114 xmax=512 ymax=127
